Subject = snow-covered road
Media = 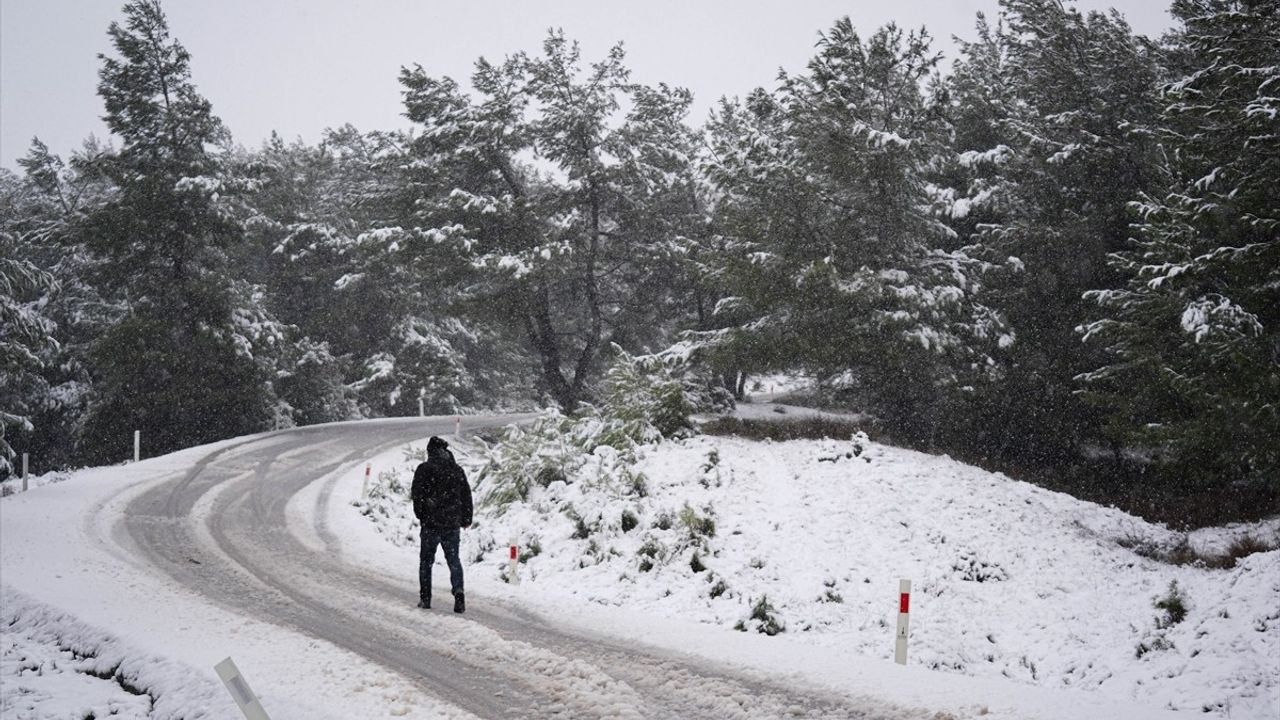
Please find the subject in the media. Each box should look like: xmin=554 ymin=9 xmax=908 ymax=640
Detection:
xmin=110 ymin=417 xmax=922 ymax=719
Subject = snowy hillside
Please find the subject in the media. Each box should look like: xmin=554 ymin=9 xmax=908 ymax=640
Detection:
xmin=355 ymin=409 xmax=1280 ymax=719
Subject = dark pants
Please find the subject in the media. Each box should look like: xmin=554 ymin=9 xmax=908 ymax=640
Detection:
xmin=419 ymin=526 xmax=464 ymax=601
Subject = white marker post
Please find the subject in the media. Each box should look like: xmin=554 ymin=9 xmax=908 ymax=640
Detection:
xmin=895 ymin=579 xmax=911 ymax=665
xmin=418 ymin=395 xmax=425 ymax=417
xmin=508 ymin=539 xmax=520 ymax=585
xmin=21 ymin=453 xmax=29 ymax=491
xmin=361 ymin=463 xmax=371 ymax=499
xmin=214 ymin=657 xmax=272 ymax=720
xmin=454 ymin=415 xmax=461 ymax=438
xmin=133 ymin=430 xmax=140 ymax=463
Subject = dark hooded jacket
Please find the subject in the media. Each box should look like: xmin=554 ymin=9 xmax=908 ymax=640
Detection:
xmin=412 ymin=440 xmax=473 ymax=529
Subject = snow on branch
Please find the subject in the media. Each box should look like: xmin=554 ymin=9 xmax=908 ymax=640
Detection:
xmin=1180 ymin=294 xmax=1262 ymax=344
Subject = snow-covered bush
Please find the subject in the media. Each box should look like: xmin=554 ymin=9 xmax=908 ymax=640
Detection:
xmin=735 ymin=595 xmax=785 ymax=636
xmin=474 ymin=347 xmax=697 ymax=512
xmin=350 ymin=443 xmax=428 ymax=547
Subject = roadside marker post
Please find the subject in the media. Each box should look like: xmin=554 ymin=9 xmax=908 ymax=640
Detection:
xmin=508 ymin=539 xmax=520 ymax=585
xmin=455 ymin=415 xmax=461 ymax=438
xmin=133 ymin=430 xmax=140 ymax=463
xmin=895 ymin=579 xmax=911 ymax=665
xmin=214 ymin=657 xmax=272 ymax=720
xmin=418 ymin=396 xmax=425 ymax=417
xmin=21 ymin=453 xmax=29 ymax=491
xmin=361 ymin=463 xmax=371 ymax=499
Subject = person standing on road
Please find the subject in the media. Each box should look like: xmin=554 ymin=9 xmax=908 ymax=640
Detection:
xmin=412 ymin=436 xmax=473 ymax=613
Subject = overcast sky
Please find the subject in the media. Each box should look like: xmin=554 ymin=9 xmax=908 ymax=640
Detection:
xmin=1 ymin=0 xmax=1174 ymax=170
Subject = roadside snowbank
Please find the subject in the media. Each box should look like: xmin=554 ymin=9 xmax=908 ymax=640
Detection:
xmin=350 ymin=420 xmax=1279 ymax=719
xmin=1 ymin=587 xmax=230 ymax=719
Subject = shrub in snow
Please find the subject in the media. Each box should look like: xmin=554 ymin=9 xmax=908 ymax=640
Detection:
xmin=350 ymin=444 xmax=428 ymax=547
xmin=951 ymin=549 xmax=1008 ymax=582
xmin=1155 ymin=580 xmax=1188 ymax=629
xmin=708 ymin=577 xmax=729 ymax=599
xmin=637 ymin=537 xmax=664 ymax=560
xmin=678 ymin=503 xmax=717 ymax=542
xmin=520 ymin=538 xmax=542 ymax=562
xmin=566 ymin=505 xmax=596 ymax=539
xmin=735 ymin=595 xmax=785 ymax=636
xmin=620 ymin=509 xmax=639 ymax=532
xmin=689 ymin=552 xmax=706 ymax=573
xmin=601 ymin=348 xmax=696 ymax=440
xmin=819 ymin=577 xmax=844 ymax=604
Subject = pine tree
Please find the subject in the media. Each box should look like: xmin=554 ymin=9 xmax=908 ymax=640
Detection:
xmin=0 ymin=199 xmax=57 ymax=476
xmin=78 ymin=0 xmax=271 ymax=462
xmin=395 ymin=31 xmax=704 ymax=411
xmin=943 ymin=0 xmax=1161 ymax=464
xmin=703 ymin=19 xmax=1005 ymax=442
xmin=5 ymin=139 xmax=116 ymax=472
xmin=1079 ymin=0 xmax=1280 ymax=502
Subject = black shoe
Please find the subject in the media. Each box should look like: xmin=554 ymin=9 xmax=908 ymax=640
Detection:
xmin=417 ymin=599 xmax=431 ymax=609
xmin=453 ymin=591 xmax=465 ymax=614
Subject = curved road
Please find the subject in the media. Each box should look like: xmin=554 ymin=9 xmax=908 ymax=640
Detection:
xmin=115 ymin=417 xmax=918 ymax=719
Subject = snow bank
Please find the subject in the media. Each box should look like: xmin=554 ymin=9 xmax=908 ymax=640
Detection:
xmin=352 ymin=425 xmax=1280 ymax=719
xmin=1 ymin=587 xmax=232 ymax=719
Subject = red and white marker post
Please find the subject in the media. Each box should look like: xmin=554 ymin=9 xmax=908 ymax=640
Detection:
xmin=508 ymin=539 xmax=520 ymax=585
xmin=361 ymin=463 xmax=371 ymax=499
xmin=895 ymin=579 xmax=911 ymax=665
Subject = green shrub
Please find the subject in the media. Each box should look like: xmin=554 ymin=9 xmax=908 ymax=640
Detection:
xmin=690 ymin=552 xmax=706 ymax=573
xmin=621 ymin=509 xmax=639 ymax=533
xmin=1155 ymin=581 xmax=1188 ymax=628
xmin=566 ymin=507 xmax=594 ymax=540
xmin=702 ymin=448 xmax=720 ymax=472
xmin=475 ymin=347 xmax=698 ymax=513
xmin=740 ymin=595 xmax=785 ymax=635
xmin=709 ymin=578 xmax=729 ymax=598
xmin=1136 ymin=636 xmax=1174 ymax=657
xmin=679 ymin=503 xmax=716 ymax=539
xmin=638 ymin=537 xmax=663 ymax=559
xmin=602 ymin=344 xmax=696 ymax=440
xmin=621 ymin=467 xmax=649 ymax=497
xmin=519 ymin=538 xmax=542 ymax=563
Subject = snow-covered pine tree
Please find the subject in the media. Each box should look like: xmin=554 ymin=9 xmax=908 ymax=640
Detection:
xmin=1079 ymin=0 xmax=1280 ymax=501
xmin=703 ymin=19 xmax=1005 ymax=443
xmin=0 ymin=209 xmax=56 ymax=477
xmin=239 ymin=125 xmax=529 ymax=418
xmin=77 ymin=0 xmax=273 ymax=462
xmin=235 ymin=129 xmax=388 ymax=421
xmin=395 ymin=31 xmax=705 ymax=411
xmin=943 ymin=0 xmax=1161 ymax=464
xmin=5 ymin=139 xmax=116 ymax=472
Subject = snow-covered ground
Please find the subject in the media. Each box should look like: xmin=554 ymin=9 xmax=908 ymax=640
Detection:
xmin=3 ymin=411 xmax=1277 ymax=719
xmin=350 ymin=409 xmax=1280 ymax=720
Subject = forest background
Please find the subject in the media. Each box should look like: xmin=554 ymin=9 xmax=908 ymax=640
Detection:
xmin=2 ymin=0 xmax=1276 ymax=527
